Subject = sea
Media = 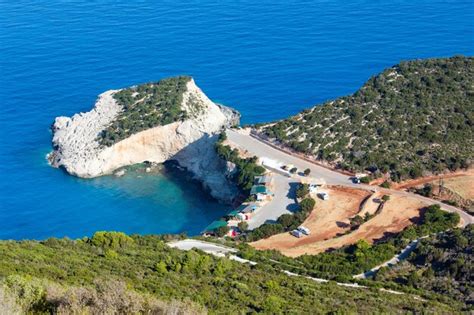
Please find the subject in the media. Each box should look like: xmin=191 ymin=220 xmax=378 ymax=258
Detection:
xmin=1 ymin=1 xmax=473 ymax=240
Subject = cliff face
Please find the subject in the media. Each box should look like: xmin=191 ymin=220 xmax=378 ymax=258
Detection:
xmin=49 ymin=79 xmax=240 ymax=202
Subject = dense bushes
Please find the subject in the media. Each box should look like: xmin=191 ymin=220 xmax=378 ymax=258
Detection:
xmin=215 ymin=132 xmax=265 ymax=192
xmin=299 ymin=198 xmax=316 ymax=212
xmin=0 ymin=232 xmax=455 ymax=313
xmin=260 ymin=56 xmax=473 ymax=181
xmin=296 ymin=183 xmax=309 ymax=198
xmin=1 ymin=276 xmax=205 ymax=314
xmin=240 ymin=205 xmax=460 ymax=281
xmin=375 ymin=225 xmax=473 ymax=310
xmin=414 ymin=184 xmax=434 ymax=197
xmin=89 ymin=231 xmax=134 ymax=249
xmin=99 ymin=76 xmax=196 ymax=146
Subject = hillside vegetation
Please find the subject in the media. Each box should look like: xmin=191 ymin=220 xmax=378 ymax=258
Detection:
xmin=260 ymin=56 xmax=474 ymax=181
xmin=215 ymin=132 xmax=265 ymax=192
xmin=0 ymin=232 xmax=458 ymax=314
xmin=375 ymin=225 xmax=473 ymax=309
xmin=99 ymin=76 xmax=199 ymax=146
xmin=238 ymin=205 xmax=460 ymax=281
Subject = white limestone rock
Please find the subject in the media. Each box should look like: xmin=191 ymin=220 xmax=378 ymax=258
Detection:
xmin=48 ymin=79 xmax=240 ymax=202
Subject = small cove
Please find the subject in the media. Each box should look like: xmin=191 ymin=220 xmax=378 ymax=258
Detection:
xmin=1 ymin=0 xmax=473 ymax=240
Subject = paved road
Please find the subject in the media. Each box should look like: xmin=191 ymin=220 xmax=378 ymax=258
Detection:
xmin=168 ymin=239 xmax=257 ymax=264
xmin=354 ymin=237 xmax=426 ymax=279
xmin=167 ymin=239 xmax=412 ymax=296
xmin=227 ymin=128 xmax=474 ymax=227
xmin=227 ymin=129 xmax=352 ymax=186
xmin=247 ymin=174 xmax=298 ymax=229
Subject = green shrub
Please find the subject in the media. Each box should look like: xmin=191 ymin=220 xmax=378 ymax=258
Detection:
xmin=296 ymin=183 xmax=310 ymax=199
xmin=90 ymin=231 xmax=134 ymax=249
xmin=215 ymin=132 xmax=265 ymax=192
xmin=237 ymin=221 xmax=248 ymax=232
xmin=0 ymin=232 xmax=462 ymax=313
xmin=300 ymin=198 xmax=316 ymax=213
xmin=214 ymin=226 xmax=230 ymax=237
xmin=261 ymin=57 xmax=474 ymax=179
xmin=380 ymin=181 xmax=391 ymax=188
xmin=100 ymin=76 xmax=193 ymax=146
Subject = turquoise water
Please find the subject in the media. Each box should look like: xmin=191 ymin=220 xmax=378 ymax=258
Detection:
xmin=1 ymin=1 xmax=473 ymax=240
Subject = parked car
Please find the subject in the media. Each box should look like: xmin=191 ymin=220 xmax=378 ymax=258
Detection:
xmin=298 ymin=226 xmax=311 ymax=235
xmin=290 ymin=229 xmax=303 ymax=238
xmin=353 ymin=177 xmax=361 ymax=184
xmin=318 ymin=192 xmax=329 ymax=200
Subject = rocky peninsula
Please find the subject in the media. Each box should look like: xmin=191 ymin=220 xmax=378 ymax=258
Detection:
xmin=48 ymin=77 xmax=240 ymax=202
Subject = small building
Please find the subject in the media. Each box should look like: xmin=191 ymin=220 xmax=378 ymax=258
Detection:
xmin=255 ymin=174 xmax=273 ymax=186
xmin=202 ymin=220 xmax=228 ymax=235
xmin=250 ymin=185 xmax=270 ymax=195
xmin=226 ymin=209 xmax=240 ymax=219
xmin=250 ymin=185 xmax=272 ymax=201
xmin=236 ymin=213 xmax=247 ymax=221
xmin=237 ymin=203 xmax=258 ymax=214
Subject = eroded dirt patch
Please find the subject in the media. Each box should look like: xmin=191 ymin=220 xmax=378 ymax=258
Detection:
xmin=251 ymin=190 xmax=427 ymax=257
xmin=251 ymin=186 xmax=370 ymax=255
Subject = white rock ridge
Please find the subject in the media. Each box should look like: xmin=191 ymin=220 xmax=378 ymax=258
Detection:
xmin=48 ymin=79 xmax=240 ymax=202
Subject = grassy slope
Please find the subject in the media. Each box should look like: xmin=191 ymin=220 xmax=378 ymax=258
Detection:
xmin=0 ymin=233 xmax=459 ymax=314
xmin=261 ymin=56 xmax=474 ymax=181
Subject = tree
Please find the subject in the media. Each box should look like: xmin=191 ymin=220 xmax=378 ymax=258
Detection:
xmin=380 ymin=181 xmax=390 ymax=188
xmin=360 ymin=176 xmax=370 ymax=184
xmin=237 ymin=221 xmax=248 ymax=232
xmin=214 ymin=226 xmax=230 ymax=237
xmin=417 ymin=184 xmax=433 ymax=197
xmin=296 ymin=184 xmax=310 ymax=199
xmin=304 ymin=168 xmax=311 ymax=176
xmin=364 ymin=212 xmax=374 ymax=222
xmin=218 ymin=132 xmax=227 ymax=142
xmin=155 ymin=261 xmax=168 ymax=274
xmin=277 ymin=214 xmax=295 ymax=229
xmin=290 ymin=167 xmax=298 ymax=174
xmin=299 ymin=198 xmax=316 ymax=213
xmin=349 ymin=215 xmax=364 ymax=229
xmin=382 ymin=195 xmax=391 ymax=202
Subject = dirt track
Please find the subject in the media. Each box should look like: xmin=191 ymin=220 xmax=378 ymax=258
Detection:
xmin=393 ymin=169 xmax=473 ymax=190
xmin=251 ymin=191 xmax=427 ymax=257
xmin=251 ymin=186 xmax=370 ymax=255
xmin=442 ymin=175 xmax=474 ymax=201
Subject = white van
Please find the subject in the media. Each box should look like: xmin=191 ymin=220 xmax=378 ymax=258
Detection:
xmin=298 ymin=226 xmax=311 ymax=235
xmin=290 ymin=229 xmax=303 ymax=238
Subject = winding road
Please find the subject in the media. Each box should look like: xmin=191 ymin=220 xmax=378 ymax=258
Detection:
xmin=353 ymin=237 xmax=426 ymax=279
xmin=168 ymin=239 xmax=416 ymax=297
xmin=226 ymin=128 xmax=474 ymax=228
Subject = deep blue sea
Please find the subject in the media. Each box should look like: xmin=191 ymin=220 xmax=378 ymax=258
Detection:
xmin=1 ymin=1 xmax=473 ymax=240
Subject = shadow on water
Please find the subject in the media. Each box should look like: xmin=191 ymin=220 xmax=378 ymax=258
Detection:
xmin=9 ymin=160 xmax=231 ymax=239
xmin=161 ymin=160 xmax=222 ymax=205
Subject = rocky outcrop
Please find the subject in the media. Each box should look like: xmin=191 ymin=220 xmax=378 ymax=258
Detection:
xmin=48 ymin=79 xmax=240 ymax=202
